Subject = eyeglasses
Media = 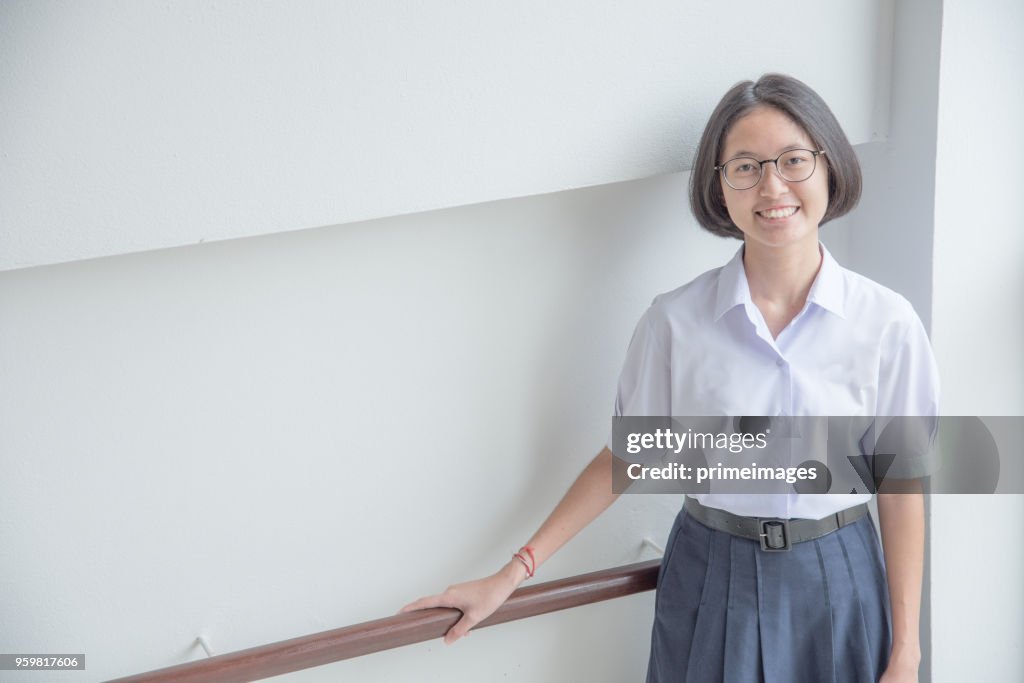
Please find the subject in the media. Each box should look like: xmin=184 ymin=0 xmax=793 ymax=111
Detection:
xmin=715 ymin=149 xmax=826 ymax=190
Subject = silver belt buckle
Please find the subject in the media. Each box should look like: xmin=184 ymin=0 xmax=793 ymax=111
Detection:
xmin=758 ymin=518 xmax=792 ymax=551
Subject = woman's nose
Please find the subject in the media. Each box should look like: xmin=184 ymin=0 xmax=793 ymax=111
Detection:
xmin=758 ymin=162 xmax=789 ymax=195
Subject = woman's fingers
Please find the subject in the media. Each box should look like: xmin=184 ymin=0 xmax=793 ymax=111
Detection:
xmin=399 ymin=592 xmax=475 ymax=645
xmin=398 ymin=593 xmax=448 ymax=613
xmin=443 ymin=613 xmax=477 ymax=645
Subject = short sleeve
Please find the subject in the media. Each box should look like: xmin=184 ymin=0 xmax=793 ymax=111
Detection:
xmin=868 ymin=303 xmax=941 ymax=479
xmin=876 ymin=305 xmax=941 ymax=418
xmin=605 ymin=305 xmax=671 ymax=451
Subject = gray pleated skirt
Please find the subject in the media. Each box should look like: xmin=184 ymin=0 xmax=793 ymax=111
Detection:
xmin=647 ymin=506 xmax=892 ymax=683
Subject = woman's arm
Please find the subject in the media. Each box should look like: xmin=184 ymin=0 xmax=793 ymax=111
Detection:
xmin=876 ymin=478 xmax=925 ymax=679
xmin=400 ymin=446 xmax=624 ymax=644
xmin=515 ymin=446 xmax=623 ymax=573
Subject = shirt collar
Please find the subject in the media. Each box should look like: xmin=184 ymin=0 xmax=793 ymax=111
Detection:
xmin=806 ymin=243 xmax=846 ymax=318
xmin=713 ymin=242 xmax=846 ymax=322
xmin=713 ymin=245 xmax=754 ymax=322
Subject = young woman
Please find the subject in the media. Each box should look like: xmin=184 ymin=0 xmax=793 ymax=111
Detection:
xmin=401 ymin=73 xmax=937 ymax=683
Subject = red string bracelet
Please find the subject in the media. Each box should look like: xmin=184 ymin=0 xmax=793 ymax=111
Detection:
xmin=513 ymin=553 xmax=532 ymax=578
xmin=513 ymin=545 xmax=536 ymax=578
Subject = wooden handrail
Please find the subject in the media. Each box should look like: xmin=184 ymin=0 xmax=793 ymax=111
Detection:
xmin=107 ymin=559 xmax=660 ymax=683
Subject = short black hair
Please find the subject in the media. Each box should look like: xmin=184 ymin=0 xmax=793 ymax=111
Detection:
xmin=689 ymin=73 xmax=862 ymax=239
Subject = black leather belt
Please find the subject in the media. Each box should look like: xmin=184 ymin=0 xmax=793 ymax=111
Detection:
xmin=683 ymin=497 xmax=869 ymax=552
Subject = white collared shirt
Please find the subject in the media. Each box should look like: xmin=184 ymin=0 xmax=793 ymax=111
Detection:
xmin=608 ymin=243 xmax=940 ymax=520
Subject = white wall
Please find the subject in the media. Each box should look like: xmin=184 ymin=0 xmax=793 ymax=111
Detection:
xmin=844 ymin=0 xmax=941 ymax=329
xmin=929 ymin=1 xmax=1024 ymax=680
xmin=0 ymin=0 xmax=893 ymax=271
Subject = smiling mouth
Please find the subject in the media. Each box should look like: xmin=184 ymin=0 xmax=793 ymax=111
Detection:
xmin=756 ymin=207 xmax=800 ymax=220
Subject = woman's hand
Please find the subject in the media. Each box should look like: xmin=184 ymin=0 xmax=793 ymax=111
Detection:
xmin=878 ymin=652 xmax=920 ymax=682
xmin=398 ymin=561 xmax=526 ymax=644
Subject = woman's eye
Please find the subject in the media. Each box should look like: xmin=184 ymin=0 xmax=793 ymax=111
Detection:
xmin=736 ymin=163 xmax=756 ymax=173
xmin=785 ymin=156 xmax=806 ymax=165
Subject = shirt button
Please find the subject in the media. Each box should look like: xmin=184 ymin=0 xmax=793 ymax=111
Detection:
xmin=776 ymin=359 xmax=786 ymax=368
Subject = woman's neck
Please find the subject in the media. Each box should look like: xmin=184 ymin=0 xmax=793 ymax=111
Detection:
xmin=742 ymin=238 xmax=822 ymax=310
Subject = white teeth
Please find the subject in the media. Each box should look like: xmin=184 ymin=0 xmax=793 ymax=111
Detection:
xmin=759 ymin=207 xmax=798 ymax=219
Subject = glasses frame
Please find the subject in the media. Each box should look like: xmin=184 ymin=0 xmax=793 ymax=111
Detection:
xmin=715 ymin=149 xmax=826 ymax=191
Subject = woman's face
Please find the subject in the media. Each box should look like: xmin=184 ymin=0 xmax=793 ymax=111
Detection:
xmin=719 ymin=106 xmax=829 ymax=252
